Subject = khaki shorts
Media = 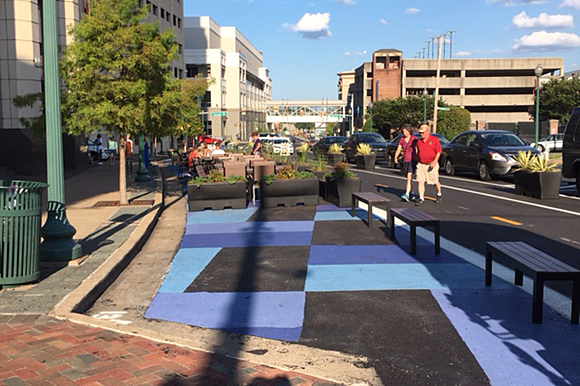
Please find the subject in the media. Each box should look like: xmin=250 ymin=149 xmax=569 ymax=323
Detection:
xmin=416 ymin=162 xmax=439 ymax=185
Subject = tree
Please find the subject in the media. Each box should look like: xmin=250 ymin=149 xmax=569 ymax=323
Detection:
xmin=60 ymin=0 xmax=207 ymax=204
xmin=437 ymin=106 xmax=471 ymax=140
xmin=530 ymin=77 xmax=580 ymax=123
xmin=295 ymin=122 xmax=315 ymax=132
xmin=371 ymin=96 xmax=444 ymax=139
xmin=325 ymin=122 xmax=335 ymax=136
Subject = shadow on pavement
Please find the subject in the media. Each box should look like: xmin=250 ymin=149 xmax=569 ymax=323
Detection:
xmin=429 ymin=220 xmax=580 ymax=386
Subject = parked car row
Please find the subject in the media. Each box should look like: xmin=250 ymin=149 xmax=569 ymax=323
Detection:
xmin=562 ymin=107 xmax=580 ymax=193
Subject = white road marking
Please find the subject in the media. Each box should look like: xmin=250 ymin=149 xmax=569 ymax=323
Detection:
xmin=358 ymin=169 xmax=580 ymax=217
xmin=561 ymin=237 xmax=580 ymax=246
xmin=92 ymin=311 xmax=132 ymax=325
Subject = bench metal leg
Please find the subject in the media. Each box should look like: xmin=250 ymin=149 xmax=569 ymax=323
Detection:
xmin=515 ymin=269 xmax=523 ymax=286
xmin=434 ymin=223 xmax=440 ymax=254
xmin=351 ymin=196 xmax=356 ymax=217
xmin=410 ymin=226 xmax=417 ymax=255
xmin=368 ymin=204 xmax=373 ymax=226
xmin=572 ymin=279 xmax=580 ymax=325
xmin=385 ymin=203 xmax=393 ymax=236
xmin=532 ymin=276 xmax=544 ymax=324
xmin=389 ymin=213 xmax=396 ymax=239
xmin=485 ymin=250 xmax=492 ymax=286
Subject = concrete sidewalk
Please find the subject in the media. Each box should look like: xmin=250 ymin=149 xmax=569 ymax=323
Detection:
xmin=0 ymin=160 xmax=335 ymax=385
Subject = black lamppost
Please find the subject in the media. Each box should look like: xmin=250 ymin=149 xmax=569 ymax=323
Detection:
xmin=534 ymin=64 xmax=543 ymax=148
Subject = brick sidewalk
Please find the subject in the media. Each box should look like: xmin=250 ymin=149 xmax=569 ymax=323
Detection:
xmin=0 ymin=316 xmax=338 ymax=386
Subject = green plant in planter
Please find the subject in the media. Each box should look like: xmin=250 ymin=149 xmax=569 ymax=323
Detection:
xmin=263 ymin=166 xmax=316 ymax=185
xmin=355 ymin=143 xmax=373 ymax=156
xmin=328 ymin=143 xmax=343 ymax=154
xmin=325 ymin=162 xmax=357 ymax=180
xmin=514 ymin=151 xmax=557 ymax=172
xmin=297 ymin=142 xmax=310 ymax=153
xmin=310 ymin=153 xmax=329 ymax=172
xmin=190 ymin=169 xmax=247 ymax=187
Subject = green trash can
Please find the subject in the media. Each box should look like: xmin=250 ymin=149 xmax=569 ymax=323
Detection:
xmin=0 ymin=180 xmax=48 ymax=287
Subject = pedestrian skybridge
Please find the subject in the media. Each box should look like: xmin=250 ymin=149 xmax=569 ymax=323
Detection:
xmin=266 ymin=100 xmax=348 ymax=124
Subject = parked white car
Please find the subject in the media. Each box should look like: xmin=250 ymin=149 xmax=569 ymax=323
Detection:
xmin=271 ymin=138 xmax=294 ymax=155
xmin=531 ymin=133 xmax=564 ymax=152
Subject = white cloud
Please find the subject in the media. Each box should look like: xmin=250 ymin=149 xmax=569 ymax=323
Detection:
xmin=344 ymin=50 xmax=367 ymax=56
xmin=560 ymin=0 xmax=580 ymax=8
xmin=513 ymin=11 xmax=574 ymax=29
xmin=285 ymin=13 xmax=332 ymax=39
xmin=379 ymin=19 xmax=388 ymax=25
xmin=332 ymin=0 xmax=356 ymax=4
xmin=513 ymin=30 xmax=580 ymax=50
xmin=486 ymin=0 xmax=546 ymax=5
xmin=406 ymin=7 xmax=420 ymax=14
xmin=455 ymin=51 xmax=472 ymax=56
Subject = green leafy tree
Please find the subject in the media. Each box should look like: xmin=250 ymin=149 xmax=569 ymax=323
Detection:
xmin=295 ymin=122 xmax=315 ymax=131
xmin=371 ymin=96 xmax=443 ymax=139
xmin=12 ymin=92 xmax=45 ymax=136
xmin=60 ymin=0 xmax=207 ymax=204
xmin=530 ymin=77 xmax=580 ymax=123
xmin=325 ymin=122 xmax=335 ymax=136
xmin=437 ymin=106 xmax=471 ymax=140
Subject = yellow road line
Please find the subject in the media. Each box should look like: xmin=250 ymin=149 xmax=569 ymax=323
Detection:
xmin=491 ymin=216 xmax=522 ymax=226
xmin=424 ymin=196 xmax=436 ymax=202
xmin=375 ymin=183 xmax=389 ymax=188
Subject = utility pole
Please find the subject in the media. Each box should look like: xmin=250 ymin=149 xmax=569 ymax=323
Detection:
xmin=426 ymin=41 xmax=431 ymax=58
xmin=446 ymin=31 xmax=456 ymax=59
xmin=432 ymin=35 xmax=444 ymax=134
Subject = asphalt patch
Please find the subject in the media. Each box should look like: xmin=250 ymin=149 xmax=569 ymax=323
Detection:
xmin=311 ymin=220 xmax=393 ymax=245
xmin=185 ymin=246 xmax=310 ymax=292
xmin=299 ymin=291 xmax=490 ymax=386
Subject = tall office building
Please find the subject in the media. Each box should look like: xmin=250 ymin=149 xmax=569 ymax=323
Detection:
xmin=0 ymin=0 xmax=184 ymax=175
xmin=183 ymin=16 xmax=271 ymax=141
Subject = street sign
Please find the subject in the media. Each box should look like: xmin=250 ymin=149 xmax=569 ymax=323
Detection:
xmin=330 ymin=114 xmax=343 ymax=118
xmin=211 ymin=112 xmax=227 ymax=117
xmin=437 ymin=107 xmax=450 ymax=111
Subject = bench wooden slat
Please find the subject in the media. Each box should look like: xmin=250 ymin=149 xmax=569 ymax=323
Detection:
xmin=390 ymin=208 xmax=440 ymax=255
xmin=488 ymin=242 xmax=579 ymax=273
xmin=486 ymin=241 xmax=580 ymax=324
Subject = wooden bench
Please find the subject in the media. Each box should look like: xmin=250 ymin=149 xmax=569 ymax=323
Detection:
xmin=486 ymin=241 xmax=580 ymax=324
xmin=351 ymin=192 xmax=392 ymax=229
xmin=389 ymin=208 xmax=440 ymax=255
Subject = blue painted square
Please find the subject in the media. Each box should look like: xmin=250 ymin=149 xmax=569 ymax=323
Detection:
xmin=305 ymin=263 xmax=513 ymax=292
xmin=145 ymin=291 xmax=306 ymax=341
xmin=158 ymin=247 xmax=220 ymax=293
xmin=186 ymin=206 xmax=260 ymax=224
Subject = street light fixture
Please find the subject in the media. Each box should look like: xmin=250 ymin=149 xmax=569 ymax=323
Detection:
xmin=423 ymin=88 xmax=428 ymax=124
xmin=534 ymin=64 xmax=543 ymax=149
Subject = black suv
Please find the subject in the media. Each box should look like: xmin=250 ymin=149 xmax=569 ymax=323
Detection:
xmin=562 ymin=107 xmax=580 ymax=193
xmin=343 ymin=132 xmax=388 ymax=162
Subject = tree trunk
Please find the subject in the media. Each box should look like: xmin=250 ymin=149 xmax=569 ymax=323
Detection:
xmin=119 ymin=132 xmax=128 ymax=205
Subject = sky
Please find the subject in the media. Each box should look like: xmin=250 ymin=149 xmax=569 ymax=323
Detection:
xmin=183 ymin=0 xmax=580 ymax=100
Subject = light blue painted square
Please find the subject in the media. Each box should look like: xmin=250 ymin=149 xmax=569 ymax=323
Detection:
xmin=305 ymin=263 xmax=513 ymax=292
xmin=158 ymin=247 xmax=221 ymax=293
xmin=186 ymin=206 xmax=259 ymax=224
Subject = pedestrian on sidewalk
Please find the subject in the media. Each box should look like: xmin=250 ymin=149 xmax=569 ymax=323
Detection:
xmin=415 ymin=124 xmax=442 ymax=205
xmin=393 ymin=125 xmax=418 ymax=202
xmin=108 ymin=135 xmax=118 ymax=166
xmin=94 ymin=133 xmax=103 ymax=165
xmin=125 ymin=134 xmax=133 ymax=174
xmin=251 ymin=132 xmax=262 ymax=156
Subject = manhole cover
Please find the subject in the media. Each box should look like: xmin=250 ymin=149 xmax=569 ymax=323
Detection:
xmin=93 ymin=200 xmax=155 ymax=207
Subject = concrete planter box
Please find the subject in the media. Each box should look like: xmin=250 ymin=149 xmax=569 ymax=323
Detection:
xmin=325 ymin=177 xmax=362 ymax=208
xmin=328 ymin=153 xmax=345 ymax=165
xmin=355 ymin=154 xmax=376 ymax=171
xmin=513 ymin=170 xmax=561 ymax=200
xmin=187 ymin=181 xmax=248 ymax=211
xmin=259 ymin=178 xmax=319 ymax=208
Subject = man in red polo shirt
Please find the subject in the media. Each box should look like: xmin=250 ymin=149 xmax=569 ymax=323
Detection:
xmin=415 ymin=124 xmax=442 ymax=205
